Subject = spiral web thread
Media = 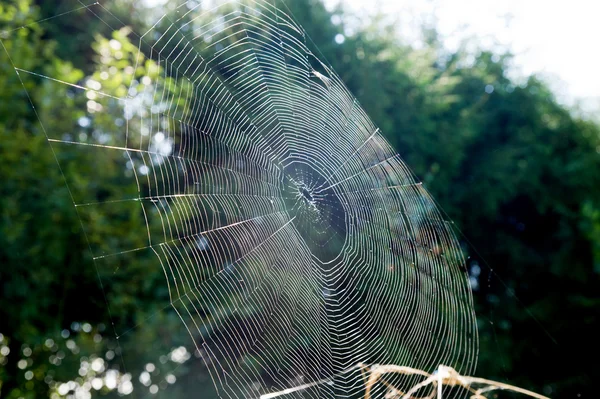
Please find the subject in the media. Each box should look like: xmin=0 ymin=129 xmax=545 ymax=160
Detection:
xmin=6 ymin=0 xmax=479 ymax=397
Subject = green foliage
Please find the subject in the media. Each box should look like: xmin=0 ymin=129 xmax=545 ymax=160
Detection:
xmin=0 ymin=2 xmax=190 ymax=397
xmin=1 ymin=0 xmax=598 ymax=398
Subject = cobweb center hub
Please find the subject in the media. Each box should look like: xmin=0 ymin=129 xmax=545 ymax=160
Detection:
xmin=283 ymin=163 xmax=347 ymax=263
xmin=299 ymin=186 xmax=314 ymax=203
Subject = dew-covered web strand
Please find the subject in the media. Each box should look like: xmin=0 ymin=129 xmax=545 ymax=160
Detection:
xmin=79 ymin=1 xmax=293 ymax=188
xmin=5 ymin=1 xmax=479 ymax=398
xmin=24 ymin=68 xmax=291 ymax=208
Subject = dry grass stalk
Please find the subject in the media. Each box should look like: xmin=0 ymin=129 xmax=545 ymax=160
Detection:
xmin=261 ymin=363 xmax=550 ymax=399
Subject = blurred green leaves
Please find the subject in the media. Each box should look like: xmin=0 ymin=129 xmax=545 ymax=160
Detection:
xmin=1 ymin=0 xmax=599 ymax=398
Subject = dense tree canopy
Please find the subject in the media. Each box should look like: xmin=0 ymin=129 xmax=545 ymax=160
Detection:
xmin=0 ymin=0 xmax=597 ymax=398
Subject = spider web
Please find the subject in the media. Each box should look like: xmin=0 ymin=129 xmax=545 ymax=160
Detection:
xmin=6 ymin=0 xmax=478 ymax=397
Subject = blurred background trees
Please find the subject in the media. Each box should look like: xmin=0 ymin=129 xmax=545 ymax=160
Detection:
xmin=0 ymin=0 xmax=597 ymax=398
